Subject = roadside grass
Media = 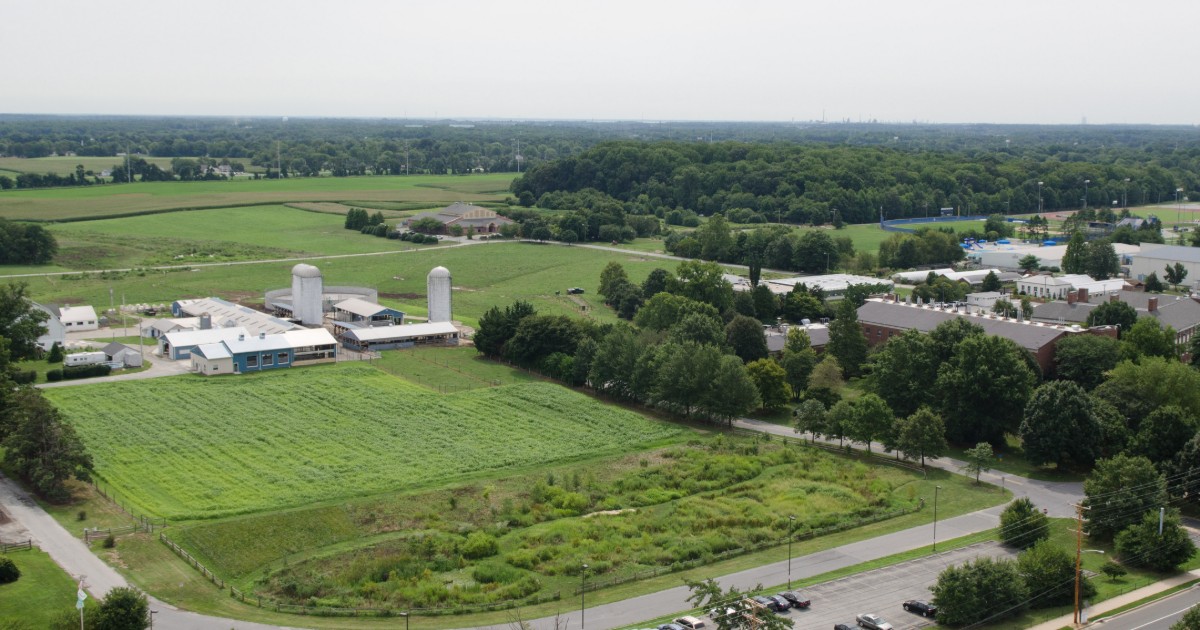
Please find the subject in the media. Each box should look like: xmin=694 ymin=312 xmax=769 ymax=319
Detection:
xmin=372 ymin=345 xmax=541 ymax=391
xmin=9 ymin=241 xmax=689 ymax=330
xmin=0 ymin=173 xmax=515 ymax=221
xmin=0 ymin=548 xmax=81 ymax=626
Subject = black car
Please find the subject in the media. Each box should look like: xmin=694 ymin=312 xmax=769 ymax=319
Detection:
xmin=658 ymin=624 xmax=686 ymax=630
xmin=752 ymin=595 xmax=783 ymax=613
xmin=768 ymin=595 xmax=791 ymax=611
xmin=835 ymin=625 xmax=854 ymax=630
xmin=780 ymin=591 xmax=811 ymax=609
xmin=903 ymin=600 xmax=937 ymax=617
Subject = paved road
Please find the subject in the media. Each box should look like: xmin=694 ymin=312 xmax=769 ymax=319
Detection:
xmin=1099 ymin=585 xmax=1200 ymax=629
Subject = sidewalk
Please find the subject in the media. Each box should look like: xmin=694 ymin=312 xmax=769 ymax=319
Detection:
xmin=1027 ymin=570 xmax=1200 ymax=630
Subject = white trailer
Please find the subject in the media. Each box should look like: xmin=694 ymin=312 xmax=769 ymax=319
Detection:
xmin=65 ymin=351 xmax=107 ymax=367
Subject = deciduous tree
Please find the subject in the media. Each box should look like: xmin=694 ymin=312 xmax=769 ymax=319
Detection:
xmin=1115 ymin=509 xmax=1197 ymax=572
xmin=962 ymin=442 xmax=995 ymax=483
xmin=726 ymin=315 xmax=768 ymax=363
xmin=890 ymin=406 xmax=947 ymax=466
xmin=745 ymin=359 xmax=792 ymax=410
xmin=932 ymin=556 xmax=1028 ymax=626
xmin=999 ymin=497 xmax=1049 ymax=549
xmin=1019 ymin=381 xmax=1103 ymax=468
xmin=1083 ymin=454 xmax=1167 ymax=541
xmin=826 ymin=298 xmax=868 ymax=378
xmin=1053 ymin=334 xmax=1120 ymax=390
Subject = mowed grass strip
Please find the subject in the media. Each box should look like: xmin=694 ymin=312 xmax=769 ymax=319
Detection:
xmin=0 ymin=549 xmax=79 ymax=626
xmin=372 ymin=345 xmax=541 ymax=391
xmin=45 ymin=363 xmax=682 ymax=520
xmin=0 ymin=173 xmax=515 ymax=221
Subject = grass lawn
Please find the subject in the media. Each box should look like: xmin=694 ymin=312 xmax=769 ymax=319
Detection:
xmin=9 ymin=241 xmax=685 ymax=330
xmin=45 ymin=363 xmax=683 ymax=519
xmin=0 ymin=548 xmax=81 ymax=627
xmin=372 ymin=345 xmax=541 ymax=391
xmin=0 ymin=172 xmax=515 ymax=221
xmin=946 ymin=435 xmax=1086 ymax=483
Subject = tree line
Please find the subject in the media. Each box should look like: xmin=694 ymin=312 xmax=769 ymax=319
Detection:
xmin=0 ymin=219 xmax=57 ymax=264
xmin=511 ymin=139 xmax=1199 ymax=226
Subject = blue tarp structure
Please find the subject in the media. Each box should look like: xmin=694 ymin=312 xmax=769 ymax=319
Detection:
xmin=1043 ymin=240 xmax=1057 ymax=246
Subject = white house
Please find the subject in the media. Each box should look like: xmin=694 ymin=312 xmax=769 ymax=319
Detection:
xmin=58 ymin=305 xmax=99 ymax=332
xmin=32 ymin=302 xmax=66 ymax=351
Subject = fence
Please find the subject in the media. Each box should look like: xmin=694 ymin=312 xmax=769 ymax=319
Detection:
xmin=160 ymin=531 xmax=561 ymax=618
xmin=84 ymin=518 xmax=166 ymax=543
xmin=0 ymin=539 xmax=32 ymax=553
xmin=732 ymin=427 xmax=928 ymax=478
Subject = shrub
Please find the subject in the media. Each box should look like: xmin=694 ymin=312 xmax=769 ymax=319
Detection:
xmin=62 ymin=364 xmax=112 ymax=380
xmin=932 ymin=556 xmax=1028 ymax=625
xmin=0 ymin=556 xmax=20 ymax=584
xmin=11 ymin=370 xmax=36 ymax=385
xmin=46 ymin=369 xmax=63 ymax=382
xmin=102 ymin=534 xmax=115 ymax=549
xmin=461 ymin=532 xmax=499 ymax=559
xmin=999 ymin=497 xmax=1050 ymax=549
xmin=471 ymin=561 xmax=523 ymax=584
xmin=77 ymin=510 xmax=87 ymax=521
xmin=1115 ymin=509 xmax=1197 ymax=571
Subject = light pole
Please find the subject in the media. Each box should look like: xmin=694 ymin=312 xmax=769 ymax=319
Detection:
xmin=932 ymin=486 xmax=941 ymax=552
xmin=1123 ymin=178 xmax=1130 ymax=209
xmin=401 ymin=612 xmax=410 ymax=630
xmin=1083 ymin=180 xmax=1090 ymax=211
xmin=1178 ymin=188 xmax=1185 ymax=226
xmin=150 ymin=610 xmax=158 ymax=630
xmin=787 ymin=515 xmax=797 ymax=589
xmin=1074 ymin=549 xmax=1104 ymax=626
xmin=1038 ymin=181 xmax=1044 ymax=214
xmin=581 ymin=563 xmax=588 ymax=630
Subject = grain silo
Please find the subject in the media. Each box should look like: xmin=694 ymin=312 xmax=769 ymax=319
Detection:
xmin=291 ymin=263 xmax=324 ymax=325
xmin=427 ymin=266 xmax=452 ymax=323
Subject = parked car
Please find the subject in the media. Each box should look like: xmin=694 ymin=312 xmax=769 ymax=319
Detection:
xmin=567 ymin=287 xmax=585 ymax=294
xmin=658 ymin=623 xmax=686 ymax=630
xmin=768 ymin=595 xmax=792 ymax=611
xmin=835 ymin=625 xmax=854 ymax=630
xmin=752 ymin=595 xmax=783 ymax=613
xmin=779 ymin=591 xmax=811 ymax=609
xmin=903 ymin=600 xmax=938 ymax=617
xmin=675 ymin=616 xmax=706 ymax=630
xmin=856 ymin=613 xmax=893 ymax=630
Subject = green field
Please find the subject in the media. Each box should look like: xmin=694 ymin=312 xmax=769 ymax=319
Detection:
xmin=8 ymin=241 xmax=686 ymax=329
xmin=0 ymin=173 xmax=514 ymax=221
xmin=0 ymin=549 xmax=80 ymax=627
xmin=372 ymin=345 xmax=541 ymax=391
xmin=0 ymin=155 xmax=181 ymax=176
xmin=45 ymin=363 xmax=683 ymax=520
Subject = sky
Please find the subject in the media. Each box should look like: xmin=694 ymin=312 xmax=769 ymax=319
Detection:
xmin=4 ymin=0 xmax=1197 ymax=125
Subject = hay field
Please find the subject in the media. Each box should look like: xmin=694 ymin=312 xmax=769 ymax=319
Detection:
xmin=45 ymin=363 xmax=683 ymax=520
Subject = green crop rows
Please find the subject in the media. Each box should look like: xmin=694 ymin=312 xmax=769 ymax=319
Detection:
xmin=45 ymin=363 xmax=683 ymax=520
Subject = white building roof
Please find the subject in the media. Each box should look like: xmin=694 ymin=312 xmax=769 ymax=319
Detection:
xmin=58 ymin=304 xmax=98 ymax=324
xmin=162 ymin=327 xmax=249 ymax=348
xmin=1134 ymin=244 xmax=1200 ymax=264
xmin=767 ymin=273 xmax=893 ymax=292
xmin=224 ymin=333 xmax=294 ymax=354
xmin=282 ymin=328 xmax=338 ymax=346
xmin=193 ymin=343 xmax=231 ymax=360
xmin=342 ymin=322 xmax=457 ymax=342
xmin=174 ymin=298 xmax=295 ymax=335
xmin=333 ymin=297 xmax=391 ymax=318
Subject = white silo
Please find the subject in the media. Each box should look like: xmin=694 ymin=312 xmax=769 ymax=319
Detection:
xmin=291 ymin=263 xmax=324 ymax=325
xmin=427 ymin=266 xmax=452 ymax=323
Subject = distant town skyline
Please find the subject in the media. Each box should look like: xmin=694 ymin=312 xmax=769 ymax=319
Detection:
xmin=4 ymin=0 xmax=1197 ymax=126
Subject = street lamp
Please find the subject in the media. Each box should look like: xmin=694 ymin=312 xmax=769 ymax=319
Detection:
xmin=1178 ymin=188 xmax=1185 ymax=226
xmin=1123 ymin=178 xmax=1130 ymax=209
xmin=581 ymin=563 xmax=589 ymax=630
xmin=932 ymin=486 xmax=941 ymax=552
xmin=399 ymin=612 xmax=410 ymax=630
xmin=787 ymin=515 xmax=797 ymax=589
xmin=1074 ymin=549 xmax=1104 ymax=625
xmin=1037 ymin=181 xmax=1044 ymax=214
xmin=1083 ymin=180 xmax=1090 ymax=211
xmin=150 ymin=610 xmax=158 ymax=630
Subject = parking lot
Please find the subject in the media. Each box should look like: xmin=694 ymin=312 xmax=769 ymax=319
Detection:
xmin=708 ymin=543 xmax=1018 ymax=630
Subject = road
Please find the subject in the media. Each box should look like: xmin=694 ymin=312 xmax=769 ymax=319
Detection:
xmin=1098 ymin=586 xmax=1200 ymax=629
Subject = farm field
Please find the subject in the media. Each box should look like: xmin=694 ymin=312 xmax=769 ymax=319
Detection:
xmin=9 ymin=241 xmax=686 ymax=329
xmin=0 ymin=172 xmax=514 ymax=221
xmin=372 ymin=345 xmax=541 ymax=391
xmin=45 ymin=204 xmax=424 ymax=269
xmin=0 ymin=155 xmax=182 ymax=176
xmin=45 ymin=363 xmax=684 ymax=520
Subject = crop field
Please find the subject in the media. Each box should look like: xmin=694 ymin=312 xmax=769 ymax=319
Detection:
xmin=0 ymin=172 xmax=514 ymax=221
xmin=10 ymin=241 xmax=685 ymax=329
xmin=0 ymin=155 xmax=182 ymax=176
xmin=45 ymin=363 xmax=683 ymax=520
xmin=44 ymin=204 xmax=423 ymax=269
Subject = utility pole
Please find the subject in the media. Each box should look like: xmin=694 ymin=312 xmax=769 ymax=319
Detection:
xmin=1073 ymin=503 xmax=1090 ymax=626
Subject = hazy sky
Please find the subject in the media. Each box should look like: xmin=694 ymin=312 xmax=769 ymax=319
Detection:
xmin=5 ymin=0 xmax=1197 ymax=124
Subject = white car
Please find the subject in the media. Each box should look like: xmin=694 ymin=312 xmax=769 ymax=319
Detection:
xmin=856 ymin=613 xmax=894 ymax=630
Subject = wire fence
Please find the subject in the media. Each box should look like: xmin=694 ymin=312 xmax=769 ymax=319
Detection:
xmin=88 ymin=480 xmax=167 ymax=540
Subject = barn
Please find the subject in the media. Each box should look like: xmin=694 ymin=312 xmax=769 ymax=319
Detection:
xmin=338 ymin=322 xmax=459 ymax=352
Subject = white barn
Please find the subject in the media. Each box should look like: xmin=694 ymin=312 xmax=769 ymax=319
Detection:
xmin=58 ymin=305 xmax=99 ymax=332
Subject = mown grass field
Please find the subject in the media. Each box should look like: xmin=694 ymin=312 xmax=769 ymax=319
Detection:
xmin=45 ymin=363 xmax=683 ymax=520
xmin=10 ymin=241 xmax=686 ymax=329
xmin=372 ymin=345 xmax=541 ymax=391
xmin=0 ymin=173 xmax=514 ymax=221
xmin=45 ymin=204 xmax=425 ymax=269
xmin=0 ymin=549 xmax=80 ymax=627
xmin=0 ymin=155 xmax=182 ymax=176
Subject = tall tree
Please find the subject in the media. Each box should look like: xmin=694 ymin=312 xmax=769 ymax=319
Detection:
xmin=1165 ymin=262 xmax=1189 ymax=291
xmin=792 ymin=398 xmax=827 ymax=443
xmin=999 ymin=497 xmax=1050 ymax=549
xmin=1121 ymin=317 xmax=1177 ymax=361
xmin=1019 ymin=381 xmax=1103 ymax=468
xmin=807 ymin=355 xmax=844 ymax=391
xmin=1114 ymin=509 xmax=1197 ymax=572
xmin=641 ymin=268 xmax=675 ymax=299
xmin=1018 ymin=254 xmax=1041 ymax=274
xmin=1086 ymin=300 xmax=1138 ymax=333
xmin=598 ymin=261 xmax=630 ymax=302
xmin=826 ymin=298 xmax=868 ymax=377
xmin=1085 ymin=239 xmax=1121 ymax=279
xmin=932 ymin=556 xmax=1029 ymax=626
xmin=1128 ymin=405 xmax=1195 ymax=465
xmin=726 ymin=315 xmax=768 ymax=362
xmin=675 ymin=260 xmax=734 ymax=312
xmin=779 ymin=329 xmax=817 ymax=396
xmin=654 ymin=342 xmax=722 ymax=418
xmin=981 ymin=270 xmax=1002 ymax=292
xmin=1144 ymin=271 xmax=1165 ymax=293
xmin=1053 ymin=334 xmax=1121 ymax=390
xmin=506 ymin=314 xmax=581 ymax=367
xmin=704 ymin=355 xmax=762 ymax=424
xmin=845 ymin=394 xmax=893 ymax=453
xmin=890 ymin=407 xmax=948 ymax=466
xmin=1094 ymin=357 xmax=1200 ymax=430
xmin=1018 ymin=539 xmax=1094 ymax=608
xmin=2 ymin=388 xmax=93 ymax=501
xmin=0 ymin=282 xmax=49 ymax=360
xmin=868 ymin=330 xmax=937 ymax=417
xmin=473 ymin=300 xmax=536 ymax=358
xmin=936 ymin=334 xmax=1036 ymax=444
xmin=1082 ymin=453 xmax=1167 ymax=541
xmin=744 ymin=359 xmax=789 ymax=411
xmin=962 ymin=442 xmax=995 ymax=483
xmin=1061 ymin=231 xmax=1088 ymax=274
xmin=670 ymin=311 xmax=728 ymax=348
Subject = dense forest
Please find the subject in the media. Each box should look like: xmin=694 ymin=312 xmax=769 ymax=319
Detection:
xmin=511 ymin=138 xmax=1200 ymax=225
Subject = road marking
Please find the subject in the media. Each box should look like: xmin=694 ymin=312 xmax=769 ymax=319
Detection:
xmin=1126 ymin=605 xmax=1193 ymax=630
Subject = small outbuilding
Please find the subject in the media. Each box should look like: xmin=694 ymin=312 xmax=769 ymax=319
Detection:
xmin=58 ymin=305 xmax=99 ymax=332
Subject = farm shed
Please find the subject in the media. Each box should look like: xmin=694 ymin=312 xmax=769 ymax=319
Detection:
xmin=141 ymin=317 xmax=201 ymax=339
xmin=338 ymin=321 xmax=459 ymax=351
xmin=160 ymin=327 xmax=250 ymax=360
xmin=332 ymin=298 xmax=405 ymax=326
xmin=186 ymin=328 xmax=338 ymax=375
xmin=102 ymin=342 xmax=143 ymax=368
xmin=172 ymin=297 xmax=295 ymax=336
xmin=58 ymin=305 xmax=99 ymax=332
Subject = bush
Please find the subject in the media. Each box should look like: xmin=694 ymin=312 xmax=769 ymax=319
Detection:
xmin=461 ymin=532 xmax=499 ymax=559
xmin=1115 ymin=509 xmax=1197 ymax=571
xmin=0 ymin=556 xmax=20 ymax=584
xmin=102 ymin=534 xmax=115 ymax=549
xmin=1018 ymin=539 xmax=1093 ymax=608
xmin=47 ymin=342 xmax=64 ymax=363
xmin=11 ymin=370 xmax=36 ymax=385
xmin=62 ymin=364 xmax=112 ymax=380
xmin=46 ymin=369 xmax=63 ymax=382
xmin=96 ymin=586 xmax=149 ymax=629
xmin=77 ymin=510 xmax=87 ymax=521
xmin=932 ymin=556 xmax=1028 ymax=626
xmin=999 ymin=497 xmax=1050 ymax=549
